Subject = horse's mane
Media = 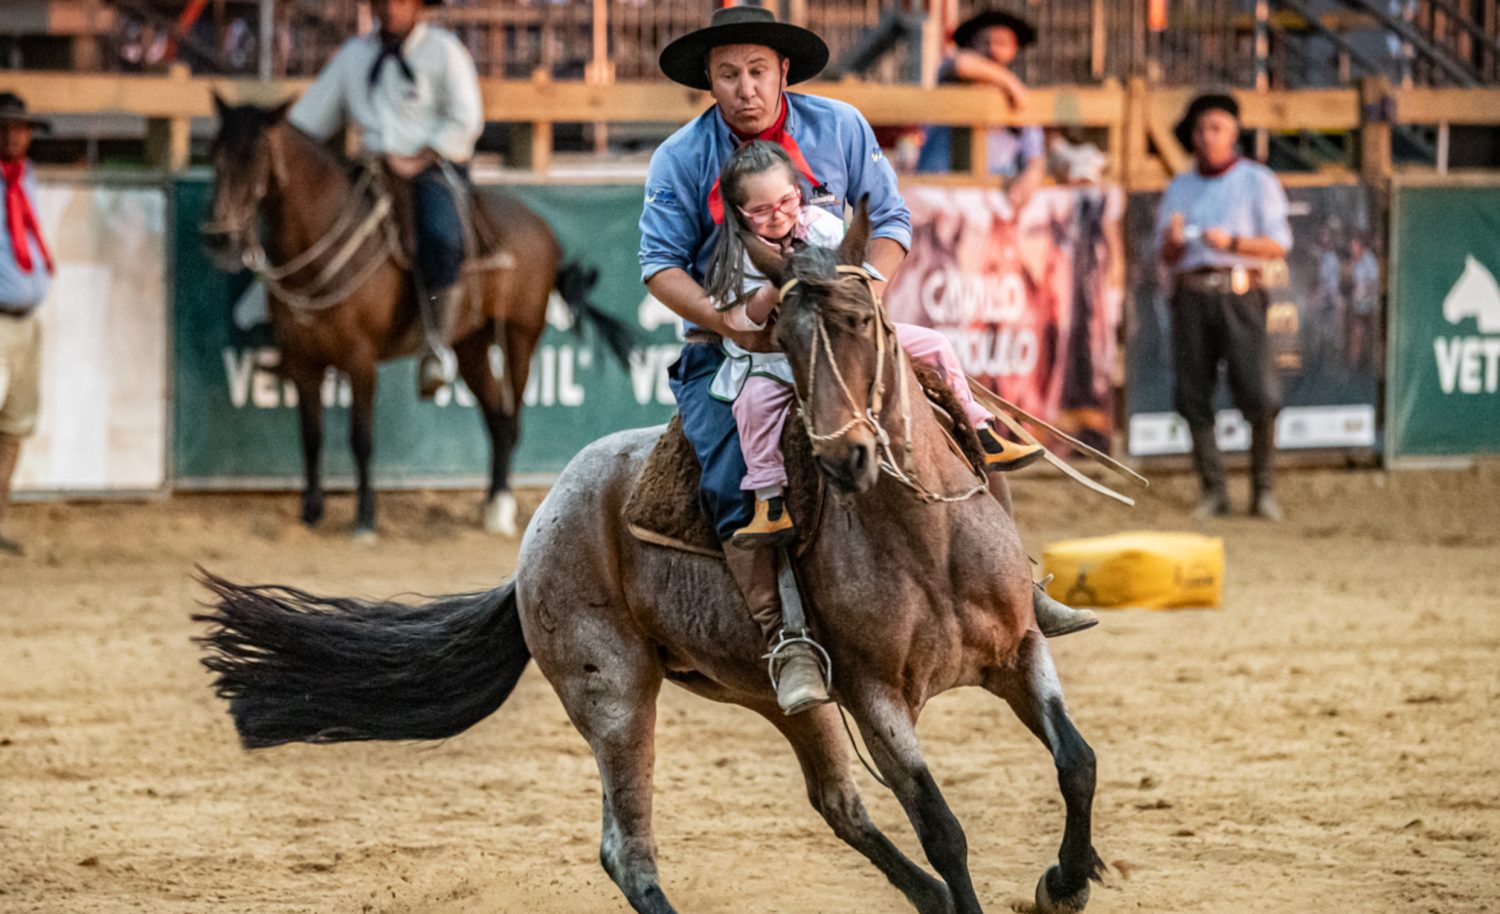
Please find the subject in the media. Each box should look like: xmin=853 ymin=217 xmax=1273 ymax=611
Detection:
xmin=785 ymin=244 xmax=874 ymax=322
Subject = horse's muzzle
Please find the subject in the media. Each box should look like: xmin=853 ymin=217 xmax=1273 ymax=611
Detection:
xmin=201 ymin=230 xmax=244 ymax=273
xmin=816 ymin=438 xmax=879 ymax=494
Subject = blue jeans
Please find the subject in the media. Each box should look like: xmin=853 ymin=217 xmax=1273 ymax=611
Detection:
xmin=411 ymin=163 xmax=467 ymax=292
xmin=667 ymin=343 xmax=755 ymax=541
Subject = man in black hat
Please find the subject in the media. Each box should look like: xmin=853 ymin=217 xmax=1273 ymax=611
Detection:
xmin=0 ymin=92 xmax=53 ymax=557
xmin=639 ymin=5 xmax=1094 ymax=716
xmin=915 ymin=9 xmax=1045 ymax=209
xmin=1155 ymin=92 xmax=1292 ymax=520
xmin=289 ymin=0 xmax=482 ymax=399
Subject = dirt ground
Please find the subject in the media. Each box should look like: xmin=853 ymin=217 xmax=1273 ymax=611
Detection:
xmin=1 ymin=463 xmax=1497 ymax=914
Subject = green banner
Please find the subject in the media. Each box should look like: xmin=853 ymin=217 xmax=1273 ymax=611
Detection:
xmin=171 ymin=177 xmax=681 ymax=487
xmin=1388 ymin=183 xmax=1500 ymax=460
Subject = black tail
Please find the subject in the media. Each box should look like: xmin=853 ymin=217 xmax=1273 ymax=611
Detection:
xmin=193 ymin=571 xmax=530 ymax=749
xmin=555 ymin=260 xmax=638 ymax=370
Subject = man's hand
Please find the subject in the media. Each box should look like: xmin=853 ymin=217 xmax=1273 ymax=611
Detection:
xmin=742 ymin=283 xmax=780 ymax=326
xmin=1000 ymin=78 xmax=1028 ymax=111
xmin=1202 ymin=227 xmax=1233 ymax=251
xmin=723 ymin=319 xmax=778 ymax=353
xmin=1167 ymin=212 xmax=1188 ymax=248
xmin=386 ymin=151 xmax=434 ymax=179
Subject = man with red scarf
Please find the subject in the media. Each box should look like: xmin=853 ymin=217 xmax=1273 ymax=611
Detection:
xmin=0 ymin=93 xmax=52 ymax=557
xmin=640 ymin=6 xmax=1093 ymax=716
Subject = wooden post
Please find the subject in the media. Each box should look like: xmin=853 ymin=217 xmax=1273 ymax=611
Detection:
xmin=1359 ymin=75 xmax=1393 ymax=185
xmin=144 ymin=64 xmax=192 ymax=172
xmin=585 ymin=0 xmax=613 ymax=156
xmin=1122 ymin=76 xmax=1149 ymax=191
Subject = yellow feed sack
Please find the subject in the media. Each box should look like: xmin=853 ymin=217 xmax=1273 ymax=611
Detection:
xmin=1042 ymin=531 xmax=1224 ymax=610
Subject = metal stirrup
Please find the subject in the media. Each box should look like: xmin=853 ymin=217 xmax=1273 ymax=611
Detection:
xmin=762 ymin=629 xmax=833 ymax=692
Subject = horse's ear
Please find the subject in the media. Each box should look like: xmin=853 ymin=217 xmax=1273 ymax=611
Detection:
xmin=838 ymin=195 xmax=872 ymax=266
xmin=212 ymin=90 xmax=230 ymax=119
xmin=742 ymin=230 xmax=790 ymax=286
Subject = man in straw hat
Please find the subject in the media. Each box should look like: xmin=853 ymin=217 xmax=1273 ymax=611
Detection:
xmin=0 ymin=92 xmax=53 ymax=557
xmin=1155 ymin=92 xmax=1292 ymax=521
xmin=640 ymin=3 xmax=1092 ymax=716
xmin=916 ymin=8 xmax=1046 ymax=209
xmin=289 ymin=0 xmax=482 ymax=399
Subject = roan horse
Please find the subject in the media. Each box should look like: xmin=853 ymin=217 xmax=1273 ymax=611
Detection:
xmin=196 ymin=203 xmax=1106 ymax=914
xmin=202 ymin=97 xmax=631 ymax=537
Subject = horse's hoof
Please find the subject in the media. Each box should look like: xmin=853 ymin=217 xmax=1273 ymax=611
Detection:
xmin=1034 ymin=865 xmax=1090 ymax=914
xmin=302 ymin=504 xmax=324 ymax=527
xmin=484 ymin=491 xmax=518 ymax=536
xmin=352 ymin=527 xmax=378 ymax=545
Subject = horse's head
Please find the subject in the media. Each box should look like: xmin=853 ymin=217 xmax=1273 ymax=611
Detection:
xmin=745 ymin=199 xmax=887 ymax=494
xmin=202 ymin=93 xmax=292 ymax=272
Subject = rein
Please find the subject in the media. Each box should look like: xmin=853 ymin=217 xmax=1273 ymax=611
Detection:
xmin=202 ymin=157 xmax=409 ymax=318
xmin=780 ymin=265 xmax=985 ymax=505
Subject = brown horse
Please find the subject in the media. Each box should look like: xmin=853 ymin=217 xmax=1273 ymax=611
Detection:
xmin=196 ymin=203 xmax=1105 ymax=914
xmin=202 ymin=97 xmax=631 ymax=537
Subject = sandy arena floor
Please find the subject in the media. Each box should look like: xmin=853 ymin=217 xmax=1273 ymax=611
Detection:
xmin=1 ymin=464 xmax=1497 ymax=914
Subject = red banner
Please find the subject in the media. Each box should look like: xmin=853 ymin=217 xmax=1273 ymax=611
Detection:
xmin=885 ymin=185 xmax=1125 ymax=450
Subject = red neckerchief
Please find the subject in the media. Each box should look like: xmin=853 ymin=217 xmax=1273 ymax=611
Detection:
xmin=1196 ymin=156 xmax=1240 ymax=178
xmin=707 ymin=97 xmax=822 ymax=225
xmin=2 ymin=160 xmax=53 ymax=275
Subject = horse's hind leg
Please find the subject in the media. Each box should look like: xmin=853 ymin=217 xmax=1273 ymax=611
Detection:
xmin=544 ymin=633 xmax=676 ymax=914
xmin=985 ymin=632 xmax=1105 ymax=913
xmin=288 ymin=362 xmax=325 ymax=527
xmin=455 ymin=326 xmax=523 ymax=535
xmin=761 ymin=703 xmax=954 ymax=914
xmin=849 ymin=693 xmax=984 ymax=914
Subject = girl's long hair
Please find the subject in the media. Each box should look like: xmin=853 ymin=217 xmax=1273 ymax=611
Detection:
xmin=703 ymin=141 xmax=808 ymax=311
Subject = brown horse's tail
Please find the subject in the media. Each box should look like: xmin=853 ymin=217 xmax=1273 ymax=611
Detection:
xmin=555 ymin=260 xmax=637 ymax=370
xmin=193 ymin=571 xmax=529 ymax=749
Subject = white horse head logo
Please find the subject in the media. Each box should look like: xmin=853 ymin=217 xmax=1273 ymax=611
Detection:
xmin=1442 ymin=255 xmax=1500 ymax=334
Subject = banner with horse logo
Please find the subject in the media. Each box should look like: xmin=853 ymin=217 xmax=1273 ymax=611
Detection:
xmin=170 ymin=178 xmax=682 ymax=488
xmin=883 ymin=184 xmax=1126 ymax=453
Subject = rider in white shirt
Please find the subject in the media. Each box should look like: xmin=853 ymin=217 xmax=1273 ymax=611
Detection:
xmin=290 ymin=0 xmax=483 ymax=398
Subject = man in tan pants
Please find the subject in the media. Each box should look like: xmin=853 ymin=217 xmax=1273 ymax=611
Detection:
xmin=0 ymin=93 xmax=53 ymax=556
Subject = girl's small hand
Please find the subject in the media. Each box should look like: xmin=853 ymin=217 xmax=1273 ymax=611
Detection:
xmin=744 ymin=283 xmax=780 ymax=325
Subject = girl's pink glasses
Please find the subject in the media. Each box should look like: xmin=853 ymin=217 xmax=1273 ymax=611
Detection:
xmin=738 ymin=190 xmax=802 ymax=226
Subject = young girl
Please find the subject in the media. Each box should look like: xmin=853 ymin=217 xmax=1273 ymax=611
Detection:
xmin=704 ymin=142 xmax=1042 ymax=548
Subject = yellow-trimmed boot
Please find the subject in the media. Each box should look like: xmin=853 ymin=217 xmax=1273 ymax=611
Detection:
xmin=978 ymin=426 xmax=1045 ymax=472
xmin=730 ymin=496 xmax=796 ymax=549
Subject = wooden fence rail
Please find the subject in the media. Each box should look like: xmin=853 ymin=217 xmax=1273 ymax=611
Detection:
xmin=3 ymin=67 xmax=1499 ymax=187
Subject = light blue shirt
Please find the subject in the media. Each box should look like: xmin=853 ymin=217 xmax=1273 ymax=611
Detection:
xmin=638 ymin=92 xmax=911 ymax=289
xmin=0 ymin=163 xmax=52 ymax=311
xmin=1154 ymin=159 xmax=1292 ymax=274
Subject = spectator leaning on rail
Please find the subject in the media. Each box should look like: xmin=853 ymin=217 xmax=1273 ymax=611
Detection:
xmin=0 ymin=93 xmax=53 ymax=558
xmin=639 ymin=5 xmax=1092 ymax=717
xmin=1155 ymin=93 xmax=1293 ymax=522
xmin=915 ymin=9 xmax=1046 ymax=210
xmin=288 ymin=0 xmax=483 ymax=400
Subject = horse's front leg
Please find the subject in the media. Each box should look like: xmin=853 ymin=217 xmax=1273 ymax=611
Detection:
xmin=852 ymin=691 xmax=984 ymax=914
xmin=288 ymin=363 xmax=325 ymax=527
xmin=984 ymin=632 xmax=1105 ymax=914
xmin=347 ymin=360 xmax=377 ymax=538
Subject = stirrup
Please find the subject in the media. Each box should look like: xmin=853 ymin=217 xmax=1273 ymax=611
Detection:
xmin=762 ymin=629 xmax=833 ymax=694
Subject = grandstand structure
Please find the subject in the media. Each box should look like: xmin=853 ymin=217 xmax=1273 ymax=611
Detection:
xmin=1 ymin=0 xmax=1498 ymax=176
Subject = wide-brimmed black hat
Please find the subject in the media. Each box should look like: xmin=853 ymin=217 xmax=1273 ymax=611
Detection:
xmin=1174 ymin=92 xmax=1240 ymax=149
xmin=0 ymin=92 xmax=49 ymax=132
xmin=952 ymin=9 xmax=1037 ymax=50
xmin=659 ymin=5 xmax=829 ymax=91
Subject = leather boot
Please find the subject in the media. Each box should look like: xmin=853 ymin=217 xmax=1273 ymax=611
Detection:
xmin=0 ymin=433 xmax=23 ymax=556
xmin=1249 ymin=416 xmax=1282 ymax=521
xmin=1033 ymin=580 xmax=1098 ymax=637
xmin=723 ymin=542 xmax=830 ymax=714
xmin=1189 ymin=424 xmax=1229 ymax=518
xmin=729 ymin=497 xmax=796 ymax=549
xmin=417 ymin=286 xmax=464 ymax=399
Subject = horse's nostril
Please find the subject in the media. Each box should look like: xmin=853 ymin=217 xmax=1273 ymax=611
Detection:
xmin=851 ymin=445 xmax=869 ymax=473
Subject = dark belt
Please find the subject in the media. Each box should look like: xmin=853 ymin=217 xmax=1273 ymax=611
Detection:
xmin=0 ymin=305 xmax=35 ymax=319
xmin=1175 ymin=267 xmax=1263 ymax=295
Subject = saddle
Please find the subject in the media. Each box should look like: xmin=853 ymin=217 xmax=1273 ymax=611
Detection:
xmin=623 ymin=360 xmax=987 ymax=559
xmin=378 ymin=162 xmax=515 ymax=282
